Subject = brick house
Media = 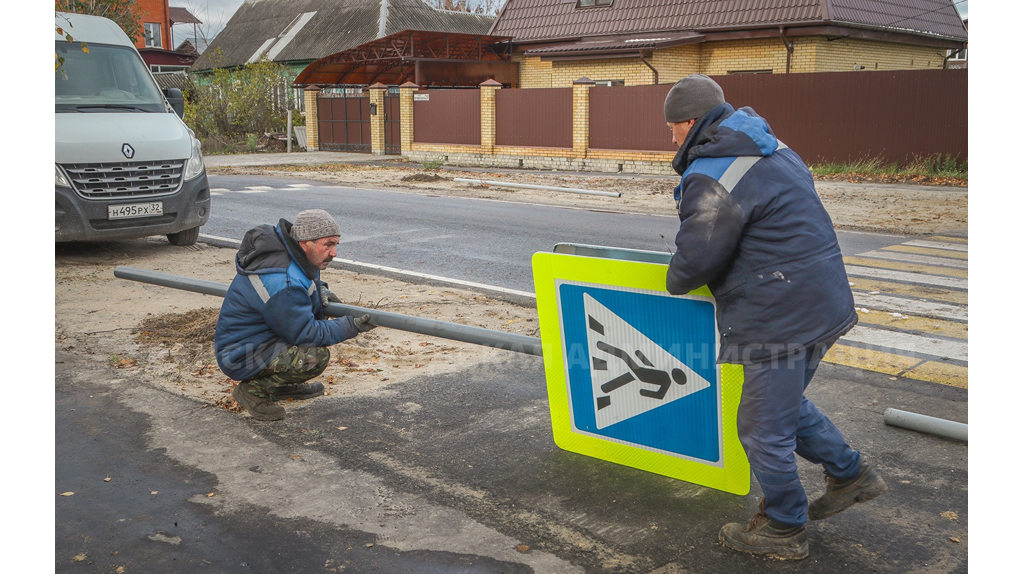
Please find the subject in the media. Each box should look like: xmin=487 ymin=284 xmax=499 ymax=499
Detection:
xmin=134 ymin=0 xmax=172 ymax=50
xmin=489 ymin=0 xmax=969 ymax=88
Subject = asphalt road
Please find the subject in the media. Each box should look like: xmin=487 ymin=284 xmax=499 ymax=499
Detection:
xmin=202 ymin=174 xmax=908 ymax=295
xmin=54 ymin=173 xmax=968 ymax=572
xmin=55 ymin=344 xmax=968 ymax=573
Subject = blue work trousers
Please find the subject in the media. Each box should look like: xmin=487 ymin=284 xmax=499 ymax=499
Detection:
xmin=737 ymin=343 xmax=861 ymax=527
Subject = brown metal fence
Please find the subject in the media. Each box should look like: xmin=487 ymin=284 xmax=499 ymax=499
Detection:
xmin=317 ymin=91 xmax=371 ymax=153
xmin=413 ymin=89 xmax=481 ymax=145
xmin=590 ymin=85 xmax=677 ymax=152
xmin=496 ymin=87 xmax=572 ymax=148
xmin=712 ymin=69 xmax=967 ymax=165
xmin=588 ymin=70 xmax=967 ymax=164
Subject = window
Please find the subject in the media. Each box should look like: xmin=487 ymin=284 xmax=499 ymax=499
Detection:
xmin=947 ymin=48 xmax=966 ymax=61
xmin=578 ymin=0 xmax=612 ymax=7
xmin=144 ymin=23 xmax=162 ymax=48
xmin=593 ymin=80 xmax=625 ymax=87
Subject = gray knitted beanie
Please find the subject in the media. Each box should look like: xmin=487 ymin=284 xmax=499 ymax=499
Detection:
xmin=291 ymin=209 xmax=341 ymax=241
xmin=663 ymin=74 xmax=725 ymax=123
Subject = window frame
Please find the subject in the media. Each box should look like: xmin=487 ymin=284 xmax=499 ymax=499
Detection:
xmin=144 ymin=23 xmax=162 ymax=48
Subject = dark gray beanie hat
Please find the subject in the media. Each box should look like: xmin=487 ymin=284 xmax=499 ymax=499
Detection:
xmin=663 ymin=74 xmax=725 ymax=123
xmin=291 ymin=209 xmax=341 ymax=241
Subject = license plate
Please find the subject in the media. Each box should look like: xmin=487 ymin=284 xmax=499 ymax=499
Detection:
xmin=108 ymin=202 xmax=163 ymax=220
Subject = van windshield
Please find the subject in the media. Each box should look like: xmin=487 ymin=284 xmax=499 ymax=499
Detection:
xmin=55 ymin=42 xmax=167 ymax=113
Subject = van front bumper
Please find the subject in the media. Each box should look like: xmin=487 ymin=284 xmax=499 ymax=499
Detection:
xmin=55 ymin=172 xmax=211 ymax=242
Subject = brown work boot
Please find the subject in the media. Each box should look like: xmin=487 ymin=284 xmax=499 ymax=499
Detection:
xmin=269 ymin=382 xmax=324 ymax=401
xmin=808 ymin=462 xmax=887 ymax=520
xmin=232 ymin=384 xmax=285 ymax=421
xmin=719 ymin=508 xmax=808 ymax=560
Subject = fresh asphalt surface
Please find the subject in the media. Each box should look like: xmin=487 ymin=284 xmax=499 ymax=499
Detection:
xmin=201 ymin=174 xmax=909 ymax=294
xmin=56 ymin=171 xmax=968 ymax=572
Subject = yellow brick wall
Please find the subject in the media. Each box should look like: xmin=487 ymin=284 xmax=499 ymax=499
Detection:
xmin=304 ymin=88 xmax=320 ymax=150
xmin=803 ymin=37 xmax=949 ymax=71
xmin=515 ymin=36 xmax=947 ymax=87
xmin=697 ymin=37 xmax=790 ymax=74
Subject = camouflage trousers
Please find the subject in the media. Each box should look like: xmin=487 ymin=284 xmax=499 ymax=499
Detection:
xmin=241 ymin=346 xmax=331 ymax=398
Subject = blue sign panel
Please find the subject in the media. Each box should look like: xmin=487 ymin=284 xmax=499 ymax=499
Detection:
xmin=557 ymin=281 xmax=722 ymax=465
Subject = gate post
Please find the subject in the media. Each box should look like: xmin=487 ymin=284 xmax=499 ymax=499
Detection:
xmin=572 ymin=77 xmax=595 ymax=159
xmin=304 ymin=85 xmax=321 ymax=151
xmin=369 ymin=83 xmax=388 ymax=156
xmin=399 ymin=81 xmax=418 ymax=156
xmin=480 ymin=79 xmax=502 ymax=156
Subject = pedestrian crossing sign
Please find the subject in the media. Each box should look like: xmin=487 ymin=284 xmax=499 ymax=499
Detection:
xmin=532 ymin=251 xmax=749 ymax=495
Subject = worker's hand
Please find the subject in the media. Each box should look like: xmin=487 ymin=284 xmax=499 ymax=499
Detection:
xmin=320 ymin=282 xmax=342 ymax=306
xmin=352 ymin=314 xmax=376 ymax=333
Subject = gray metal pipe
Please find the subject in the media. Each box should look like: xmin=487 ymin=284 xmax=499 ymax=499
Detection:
xmin=883 ymin=408 xmax=967 ymax=442
xmin=113 ymin=266 xmax=544 ymax=357
xmin=453 ymin=178 xmax=621 ymax=198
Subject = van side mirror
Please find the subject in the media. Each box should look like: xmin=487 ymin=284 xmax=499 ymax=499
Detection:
xmin=164 ymin=88 xmax=184 ymax=118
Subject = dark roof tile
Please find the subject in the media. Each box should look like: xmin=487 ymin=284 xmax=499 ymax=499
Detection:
xmin=195 ymin=0 xmax=494 ymax=70
xmin=491 ymin=0 xmax=966 ymax=42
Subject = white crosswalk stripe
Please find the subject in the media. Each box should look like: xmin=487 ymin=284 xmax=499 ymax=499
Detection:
xmin=838 ymin=235 xmax=968 ymax=385
xmin=856 ymin=249 xmax=968 ymax=269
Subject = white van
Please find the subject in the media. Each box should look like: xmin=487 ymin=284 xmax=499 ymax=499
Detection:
xmin=55 ymin=11 xmax=209 ymax=245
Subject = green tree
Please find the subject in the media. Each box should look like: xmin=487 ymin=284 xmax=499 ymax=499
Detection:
xmin=56 ymin=0 xmax=144 ymax=44
xmin=185 ymin=54 xmax=296 ymax=153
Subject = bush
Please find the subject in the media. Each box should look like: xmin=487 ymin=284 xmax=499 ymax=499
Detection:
xmin=185 ymin=52 xmax=295 ymax=153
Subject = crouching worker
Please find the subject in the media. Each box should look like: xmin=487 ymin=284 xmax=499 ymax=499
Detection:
xmin=215 ymin=209 xmax=375 ymax=421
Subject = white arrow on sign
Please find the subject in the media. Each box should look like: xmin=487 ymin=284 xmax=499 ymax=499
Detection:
xmin=583 ymin=293 xmax=711 ymax=429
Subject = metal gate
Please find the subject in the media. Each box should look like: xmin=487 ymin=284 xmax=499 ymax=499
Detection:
xmin=384 ymin=88 xmax=401 ymax=155
xmin=317 ymin=88 xmax=371 ymax=153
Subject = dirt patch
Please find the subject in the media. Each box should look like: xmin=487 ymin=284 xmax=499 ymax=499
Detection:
xmin=56 ymin=239 xmax=537 ymax=416
xmin=210 ymin=162 xmax=967 ymax=236
xmin=400 ymin=173 xmax=448 ymax=183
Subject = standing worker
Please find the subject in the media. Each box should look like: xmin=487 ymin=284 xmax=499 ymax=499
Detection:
xmin=662 ymin=75 xmax=886 ymax=559
xmin=215 ymin=209 xmax=375 ymax=421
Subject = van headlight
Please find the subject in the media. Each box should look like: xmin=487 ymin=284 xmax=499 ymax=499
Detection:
xmin=184 ymin=135 xmax=205 ymax=180
xmin=55 ymin=164 xmax=71 ymax=188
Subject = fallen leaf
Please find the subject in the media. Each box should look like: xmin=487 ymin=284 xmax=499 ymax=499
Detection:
xmin=949 ymin=537 xmax=960 ymax=543
xmin=151 ymin=491 xmax=158 ymax=495
xmin=940 ymin=511 xmax=958 ymax=521
xmin=72 ymin=553 xmax=87 ymax=562
xmin=104 ymin=477 xmax=111 ymax=482
xmin=516 ymin=544 xmax=530 ymax=553
xmin=336 ymin=426 xmax=348 ymax=431
xmin=207 ymin=492 xmax=215 ymax=497
xmin=60 ymin=492 xmax=74 ymax=497
xmin=289 ymin=454 xmax=303 ymax=461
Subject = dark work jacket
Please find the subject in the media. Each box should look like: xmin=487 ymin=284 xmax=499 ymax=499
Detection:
xmin=667 ymin=103 xmax=856 ymax=364
xmin=214 ymin=219 xmax=359 ymax=381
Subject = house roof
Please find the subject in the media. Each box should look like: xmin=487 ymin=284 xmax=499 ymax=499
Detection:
xmin=490 ymin=0 xmax=968 ymax=45
xmin=294 ymin=29 xmax=514 ymax=86
xmin=169 ymin=6 xmax=202 ymax=25
xmin=193 ymin=0 xmax=495 ymax=71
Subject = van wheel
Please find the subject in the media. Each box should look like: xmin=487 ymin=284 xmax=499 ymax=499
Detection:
xmin=167 ymin=226 xmax=200 ymax=246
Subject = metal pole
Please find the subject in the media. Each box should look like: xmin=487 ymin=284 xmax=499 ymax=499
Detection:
xmin=287 ymin=109 xmax=293 ymax=153
xmin=453 ymin=178 xmax=620 ymax=198
xmin=113 ymin=267 xmax=543 ymax=357
xmin=883 ymin=408 xmax=967 ymax=442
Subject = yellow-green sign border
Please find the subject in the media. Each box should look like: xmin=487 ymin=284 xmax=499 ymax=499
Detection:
xmin=533 ymin=252 xmax=749 ymax=495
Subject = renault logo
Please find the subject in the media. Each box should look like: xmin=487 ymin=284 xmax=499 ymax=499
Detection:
xmin=122 ymin=143 xmax=135 ymax=159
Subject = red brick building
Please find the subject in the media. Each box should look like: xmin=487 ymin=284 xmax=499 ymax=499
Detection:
xmin=135 ymin=0 xmax=171 ymax=50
